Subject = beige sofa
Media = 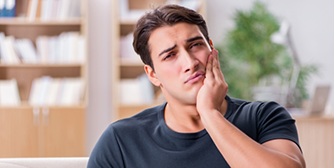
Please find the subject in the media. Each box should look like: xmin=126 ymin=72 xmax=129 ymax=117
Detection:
xmin=0 ymin=157 xmax=89 ymax=168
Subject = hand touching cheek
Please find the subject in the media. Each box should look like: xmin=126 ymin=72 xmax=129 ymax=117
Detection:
xmin=196 ymin=49 xmax=228 ymax=115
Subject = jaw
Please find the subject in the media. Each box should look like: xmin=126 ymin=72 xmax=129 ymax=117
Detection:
xmin=160 ymin=81 xmax=202 ymax=106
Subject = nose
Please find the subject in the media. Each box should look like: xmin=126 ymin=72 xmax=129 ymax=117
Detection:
xmin=181 ymin=50 xmax=199 ymax=73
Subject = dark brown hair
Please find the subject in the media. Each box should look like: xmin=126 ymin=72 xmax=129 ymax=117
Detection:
xmin=133 ymin=4 xmax=209 ymax=70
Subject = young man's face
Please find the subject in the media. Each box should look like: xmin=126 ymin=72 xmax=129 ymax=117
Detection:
xmin=146 ymin=22 xmax=211 ymax=105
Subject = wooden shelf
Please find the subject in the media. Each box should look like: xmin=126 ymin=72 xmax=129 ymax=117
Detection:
xmin=0 ymin=104 xmax=86 ymax=110
xmin=0 ymin=105 xmax=86 ymax=157
xmin=120 ymin=19 xmax=137 ymax=25
xmin=292 ymin=114 xmax=334 ymax=121
xmin=120 ymin=61 xmax=143 ymax=67
xmin=0 ymin=101 xmax=86 ymax=109
xmin=294 ymin=116 xmax=334 ymax=167
xmin=0 ymin=0 xmax=87 ymax=157
xmin=119 ymin=101 xmax=162 ymax=108
xmin=0 ymin=18 xmax=82 ymax=26
xmin=0 ymin=63 xmax=83 ymax=68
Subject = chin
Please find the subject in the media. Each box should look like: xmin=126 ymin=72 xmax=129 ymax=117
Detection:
xmin=171 ymin=91 xmax=197 ymax=105
xmin=183 ymin=91 xmax=199 ymax=105
xmin=186 ymin=97 xmax=197 ymax=105
xmin=163 ymin=85 xmax=201 ymax=105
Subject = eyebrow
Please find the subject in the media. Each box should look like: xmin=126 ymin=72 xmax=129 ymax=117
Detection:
xmin=158 ymin=36 xmax=205 ymax=57
xmin=186 ymin=36 xmax=204 ymax=43
xmin=159 ymin=44 xmax=177 ymax=56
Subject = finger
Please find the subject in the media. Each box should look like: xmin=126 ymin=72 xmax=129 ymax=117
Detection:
xmin=211 ymin=49 xmax=224 ymax=80
xmin=212 ymin=62 xmax=224 ymax=82
xmin=206 ymin=54 xmax=214 ymax=80
xmin=212 ymin=49 xmax=218 ymax=68
xmin=210 ymin=48 xmax=228 ymax=91
xmin=213 ymin=49 xmax=221 ymax=69
xmin=213 ymin=66 xmax=226 ymax=83
xmin=212 ymin=59 xmax=228 ymax=91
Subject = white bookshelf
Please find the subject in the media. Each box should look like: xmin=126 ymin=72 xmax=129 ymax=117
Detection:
xmin=0 ymin=0 xmax=87 ymax=157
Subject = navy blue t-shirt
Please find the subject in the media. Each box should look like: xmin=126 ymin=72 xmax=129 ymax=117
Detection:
xmin=88 ymin=96 xmax=300 ymax=168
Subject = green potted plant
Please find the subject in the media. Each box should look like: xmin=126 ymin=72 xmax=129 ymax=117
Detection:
xmin=216 ymin=1 xmax=317 ymax=107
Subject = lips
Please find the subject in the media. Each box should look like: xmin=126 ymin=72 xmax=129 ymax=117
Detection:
xmin=185 ymin=71 xmax=205 ymax=84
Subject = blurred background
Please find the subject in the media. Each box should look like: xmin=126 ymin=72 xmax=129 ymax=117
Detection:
xmin=0 ymin=0 xmax=333 ymax=167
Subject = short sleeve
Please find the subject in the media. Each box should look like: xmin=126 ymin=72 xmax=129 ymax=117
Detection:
xmin=256 ymin=101 xmax=301 ymax=150
xmin=87 ymin=124 xmax=125 ymax=168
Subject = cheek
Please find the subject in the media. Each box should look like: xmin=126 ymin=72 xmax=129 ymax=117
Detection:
xmin=197 ymin=50 xmax=210 ymax=66
xmin=157 ymin=64 xmax=182 ymax=81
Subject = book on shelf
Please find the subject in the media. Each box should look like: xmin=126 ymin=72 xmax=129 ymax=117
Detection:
xmin=120 ymin=32 xmax=141 ymax=63
xmin=119 ymin=0 xmax=145 ymax=22
xmin=0 ymin=34 xmax=21 ymax=64
xmin=119 ymin=0 xmax=201 ymax=22
xmin=36 ymin=32 xmax=86 ymax=64
xmin=46 ymin=78 xmax=62 ymax=105
xmin=27 ymin=0 xmax=39 ymax=21
xmin=57 ymin=77 xmax=85 ymax=106
xmin=4 ymin=0 xmax=15 ymax=17
xmin=76 ymin=35 xmax=86 ymax=63
xmin=0 ymin=0 xmax=4 ymax=17
xmin=27 ymin=0 xmax=81 ymax=22
xmin=0 ymin=78 xmax=21 ymax=106
xmin=137 ymin=73 xmax=155 ymax=104
xmin=15 ymin=38 xmax=39 ymax=64
xmin=0 ymin=0 xmax=16 ymax=18
xmin=29 ymin=76 xmax=85 ymax=106
xmin=29 ymin=77 xmax=42 ymax=106
xmin=0 ymin=31 xmax=86 ymax=64
xmin=40 ymin=0 xmax=53 ymax=21
xmin=120 ymin=79 xmax=142 ymax=105
xmin=119 ymin=73 xmax=154 ymax=105
xmin=165 ymin=0 xmax=201 ymax=11
xmin=36 ymin=35 xmax=48 ymax=62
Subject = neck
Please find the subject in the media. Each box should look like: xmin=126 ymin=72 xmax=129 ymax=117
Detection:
xmin=164 ymin=98 xmax=228 ymax=133
xmin=165 ymin=102 xmax=203 ymax=133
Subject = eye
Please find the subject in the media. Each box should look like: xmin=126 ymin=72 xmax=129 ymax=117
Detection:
xmin=163 ymin=53 xmax=175 ymax=61
xmin=190 ymin=42 xmax=204 ymax=49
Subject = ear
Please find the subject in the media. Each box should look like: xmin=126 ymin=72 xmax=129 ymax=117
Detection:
xmin=144 ymin=65 xmax=161 ymax=87
xmin=209 ymin=39 xmax=214 ymax=49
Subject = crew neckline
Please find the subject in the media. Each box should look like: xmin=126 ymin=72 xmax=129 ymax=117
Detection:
xmin=158 ymin=96 xmax=232 ymax=140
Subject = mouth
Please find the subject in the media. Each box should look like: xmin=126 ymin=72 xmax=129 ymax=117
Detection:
xmin=185 ymin=71 xmax=205 ymax=84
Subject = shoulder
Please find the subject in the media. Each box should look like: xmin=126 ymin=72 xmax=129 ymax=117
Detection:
xmin=111 ymin=103 xmax=166 ymax=132
xmin=227 ymin=96 xmax=298 ymax=144
xmin=228 ymin=96 xmax=290 ymax=119
xmin=87 ymin=103 xmax=166 ymax=167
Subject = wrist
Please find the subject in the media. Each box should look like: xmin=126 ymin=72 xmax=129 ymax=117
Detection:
xmin=199 ymin=108 xmax=223 ymax=122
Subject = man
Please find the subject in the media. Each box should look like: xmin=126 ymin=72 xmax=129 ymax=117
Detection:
xmin=88 ymin=4 xmax=305 ymax=168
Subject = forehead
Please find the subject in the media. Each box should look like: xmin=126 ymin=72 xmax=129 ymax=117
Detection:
xmin=148 ymin=23 xmax=202 ymax=53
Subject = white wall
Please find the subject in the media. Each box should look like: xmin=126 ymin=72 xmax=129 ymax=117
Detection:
xmin=206 ymin=0 xmax=334 ymax=113
xmin=86 ymin=0 xmax=112 ymax=155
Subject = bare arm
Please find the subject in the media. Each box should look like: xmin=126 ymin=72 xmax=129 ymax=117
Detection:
xmin=196 ymin=48 xmax=305 ymax=168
